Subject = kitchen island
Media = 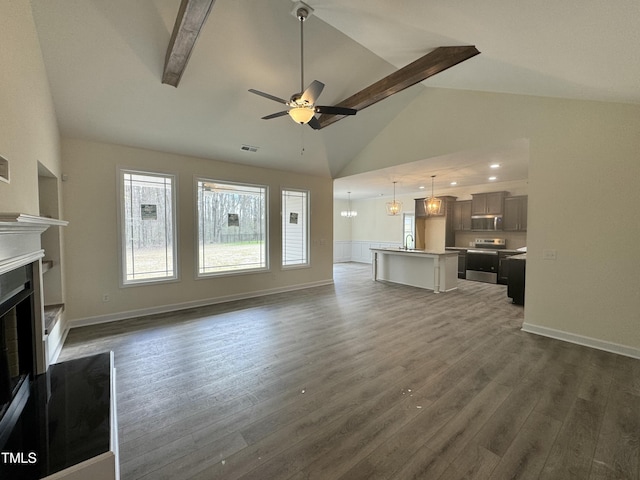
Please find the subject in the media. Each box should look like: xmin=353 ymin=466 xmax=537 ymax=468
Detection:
xmin=370 ymin=248 xmax=458 ymax=293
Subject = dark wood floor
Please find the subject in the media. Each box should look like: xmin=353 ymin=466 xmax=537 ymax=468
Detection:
xmin=58 ymin=263 xmax=640 ymax=480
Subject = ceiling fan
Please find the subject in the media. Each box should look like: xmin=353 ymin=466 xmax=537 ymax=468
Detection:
xmin=248 ymin=2 xmax=357 ymax=129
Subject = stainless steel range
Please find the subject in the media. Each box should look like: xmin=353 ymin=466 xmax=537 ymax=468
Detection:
xmin=465 ymin=238 xmax=505 ymax=283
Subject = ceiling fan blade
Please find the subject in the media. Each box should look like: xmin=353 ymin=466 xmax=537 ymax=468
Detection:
xmin=307 ymin=116 xmax=321 ymax=130
xmin=316 ymin=45 xmax=480 ymax=129
xmin=249 ymin=89 xmax=288 ymax=105
xmin=300 ymin=80 xmax=325 ymax=104
xmin=315 ymin=106 xmax=357 ymax=116
xmin=262 ymin=111 xmax=289 ymax=120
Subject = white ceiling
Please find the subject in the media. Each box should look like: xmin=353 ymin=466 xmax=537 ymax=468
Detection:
xmin=30 ymin=0 xmax=639 ymax=198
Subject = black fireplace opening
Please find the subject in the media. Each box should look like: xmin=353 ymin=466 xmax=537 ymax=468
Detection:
xmin=0 ymin=263 xmax=36 ymax=449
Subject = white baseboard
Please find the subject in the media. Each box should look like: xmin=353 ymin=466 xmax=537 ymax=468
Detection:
xmin=522 ymin=322 xmax=640 ymax=360
xmin=68 ymin=279 xmax=334 ymax=329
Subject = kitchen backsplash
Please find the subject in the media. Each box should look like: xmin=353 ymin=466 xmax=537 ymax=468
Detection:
xmin=455 ymin=231 xmax=527 ymax=250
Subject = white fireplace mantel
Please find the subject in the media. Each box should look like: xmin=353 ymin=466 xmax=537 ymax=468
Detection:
xmin=0 ymin=213 xmax=68 ymax=373
xmin=0 ymin=213 xmax=68 ymax=274
xmin=0 ymin=212 xmax=68 ymax=231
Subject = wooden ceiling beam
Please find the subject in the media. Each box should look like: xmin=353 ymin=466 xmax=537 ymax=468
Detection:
xmin=162 ymin=0 xmax=217 ymax=87
xmin=317 ymin=45 xmax=480 ymax=129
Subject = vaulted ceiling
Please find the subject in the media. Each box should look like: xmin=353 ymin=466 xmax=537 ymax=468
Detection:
xmin=31 ymin=0 xmax=639 ymax=195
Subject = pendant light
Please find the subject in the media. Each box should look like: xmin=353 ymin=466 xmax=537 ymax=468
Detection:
xmin=341 ymin=191 xmax=357 ymax=218
xmin=425 ymin=175 xmax=442 ymax=215
xmin=385 ymin=181 xmax=402 ymax=216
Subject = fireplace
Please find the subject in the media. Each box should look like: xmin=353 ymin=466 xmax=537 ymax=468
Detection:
xmin=0 ymin=263 xmax=36 ymax=448
xmin=0 ymin=214 xmax=119 ymax=480
xmin=0 ymin=214 xmax=63 ymax=451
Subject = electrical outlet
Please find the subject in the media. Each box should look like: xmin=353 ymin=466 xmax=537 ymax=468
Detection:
xmin=542 ymin=249 xmax=557 ymax=260
xmin=102 ymin=294 xmax=110 ymax=303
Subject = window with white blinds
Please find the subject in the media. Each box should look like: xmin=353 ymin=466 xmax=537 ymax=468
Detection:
xmin=282 ymin=189 xmax=309 ymax=267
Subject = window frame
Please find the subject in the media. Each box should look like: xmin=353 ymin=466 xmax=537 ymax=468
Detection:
xmin=194 ymin=177 xmax=269 ymax=278
xmin=281 ymin=188 xmax=310 ymax=269
xmin=402 ymin=212 xmax=415 ymax=249
xmin=118 ymin=168 xmax=179 ymax=287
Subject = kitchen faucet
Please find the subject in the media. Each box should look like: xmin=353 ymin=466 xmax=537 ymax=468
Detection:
xmin=404 ymin=234 xmax=414 ymax=250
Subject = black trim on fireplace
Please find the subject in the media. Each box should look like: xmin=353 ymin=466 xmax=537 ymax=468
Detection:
xmin=0 ymin=263 xmax=36 ymax=451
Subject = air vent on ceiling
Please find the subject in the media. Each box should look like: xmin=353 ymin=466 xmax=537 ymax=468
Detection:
xmin=241 ymin=144 xmax=259 ymax=153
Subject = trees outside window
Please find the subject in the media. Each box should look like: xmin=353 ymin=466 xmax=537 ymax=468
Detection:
xmin=120 ymin=170 xmax=177 ymax=285
xmin=196 ymin=179 xmax=268 ymax=276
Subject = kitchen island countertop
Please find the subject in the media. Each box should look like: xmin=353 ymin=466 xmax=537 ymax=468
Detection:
xmin=373 ymin=247 xmax=458 ymax=256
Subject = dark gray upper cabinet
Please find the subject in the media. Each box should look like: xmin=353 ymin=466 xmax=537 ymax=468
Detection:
xmin=452 ymin=200 xmax=472 ymax=230
xmin=503 ymin=195 xmax=528 ymax=231
xmin=471 ymin=191 xmax=507 ymax=216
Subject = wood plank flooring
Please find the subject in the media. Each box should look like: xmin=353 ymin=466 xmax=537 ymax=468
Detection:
xmin=57 ymin=263 xmax=640 ymax=480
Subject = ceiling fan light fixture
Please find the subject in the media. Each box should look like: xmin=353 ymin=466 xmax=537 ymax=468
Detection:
xmin=288 ymin=107 xmax=315 ymax=124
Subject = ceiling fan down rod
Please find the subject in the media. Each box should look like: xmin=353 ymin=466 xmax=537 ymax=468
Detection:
xmin=297 ymin=7 xmax=308 ymax=94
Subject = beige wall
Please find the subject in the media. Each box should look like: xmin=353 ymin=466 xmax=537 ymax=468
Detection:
xmin=61 ymin=138 xmax=333 ymax=324
xmin=333 ymin=199 xmax=352 ymax=242
xmin=339 ymin=87 xmax=640 ymax=355
xmin=0 ymin=1 xmax=61 ymax=214
xmin=347 ymin=195 xmax=413 ymax=244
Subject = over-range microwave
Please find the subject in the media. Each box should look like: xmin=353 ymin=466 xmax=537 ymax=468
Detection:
xmin=471 ymin=215 xmax=503 ymax=231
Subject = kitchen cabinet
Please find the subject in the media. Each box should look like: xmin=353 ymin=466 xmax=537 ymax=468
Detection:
xmin=471 ymin=191 xmax=507 ymax=216
xmin=445 ymin=248 xmax=467 ymax=279
xmin=507 ymin=255 xmax=526 ymax=305
xmin=416 ymin=197 xmax=457 ymax=248
xmin=415 ymin=198 xmax=426 ymax=218
xmin=452 ymin=200 xmax=472 ymax=230
xmin=456 ymin=250 xmax=467 ymax=278
xmin=498 ymin=251 xmax=520 ymax=284
xmin=503 ymin=195 xmax=528 ymax=231
xmin=415 ymin=197 xmax=447 ymax=217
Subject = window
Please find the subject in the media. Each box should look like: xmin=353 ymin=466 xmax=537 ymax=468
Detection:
xmin=403 ymin=213 xmax=415 ymax=248
xmin=196 ymin=179 xmax=268 ymax=276
xmin=120 ymin=170 xmax=177 ymax=285
xmin=282 ymin=189 xmax=309 ymax=267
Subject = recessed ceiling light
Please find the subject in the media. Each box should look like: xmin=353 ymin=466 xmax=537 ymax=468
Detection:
xmin=490 ymin=163 xmax=500 ymax=169
xmin=450 ymin=181 xmax=457 ymax=186
xmin=488 ymin=176 xmax=497 ymax=181
xmin=419 ymin=186 xmax=425 ymax=190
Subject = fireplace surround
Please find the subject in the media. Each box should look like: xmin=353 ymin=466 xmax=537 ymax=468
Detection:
xmin=0 ymin=214 xmax=119 ymax=480
xmin=0 ymin=214 xmax=66 ymax=452
xmin=0 ymin=263 xmax=36 ymax=447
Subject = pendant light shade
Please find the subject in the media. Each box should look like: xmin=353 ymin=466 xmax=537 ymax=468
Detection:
xmin=288 ymin=106 xmax=315 ymax=124
xmin=341 ymin=191 xmax=357 ymax=218
xmin=425 ymin=175 xmax=442 ymax=216
xmin=386 ymin=181 xmax=403 ymax=216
